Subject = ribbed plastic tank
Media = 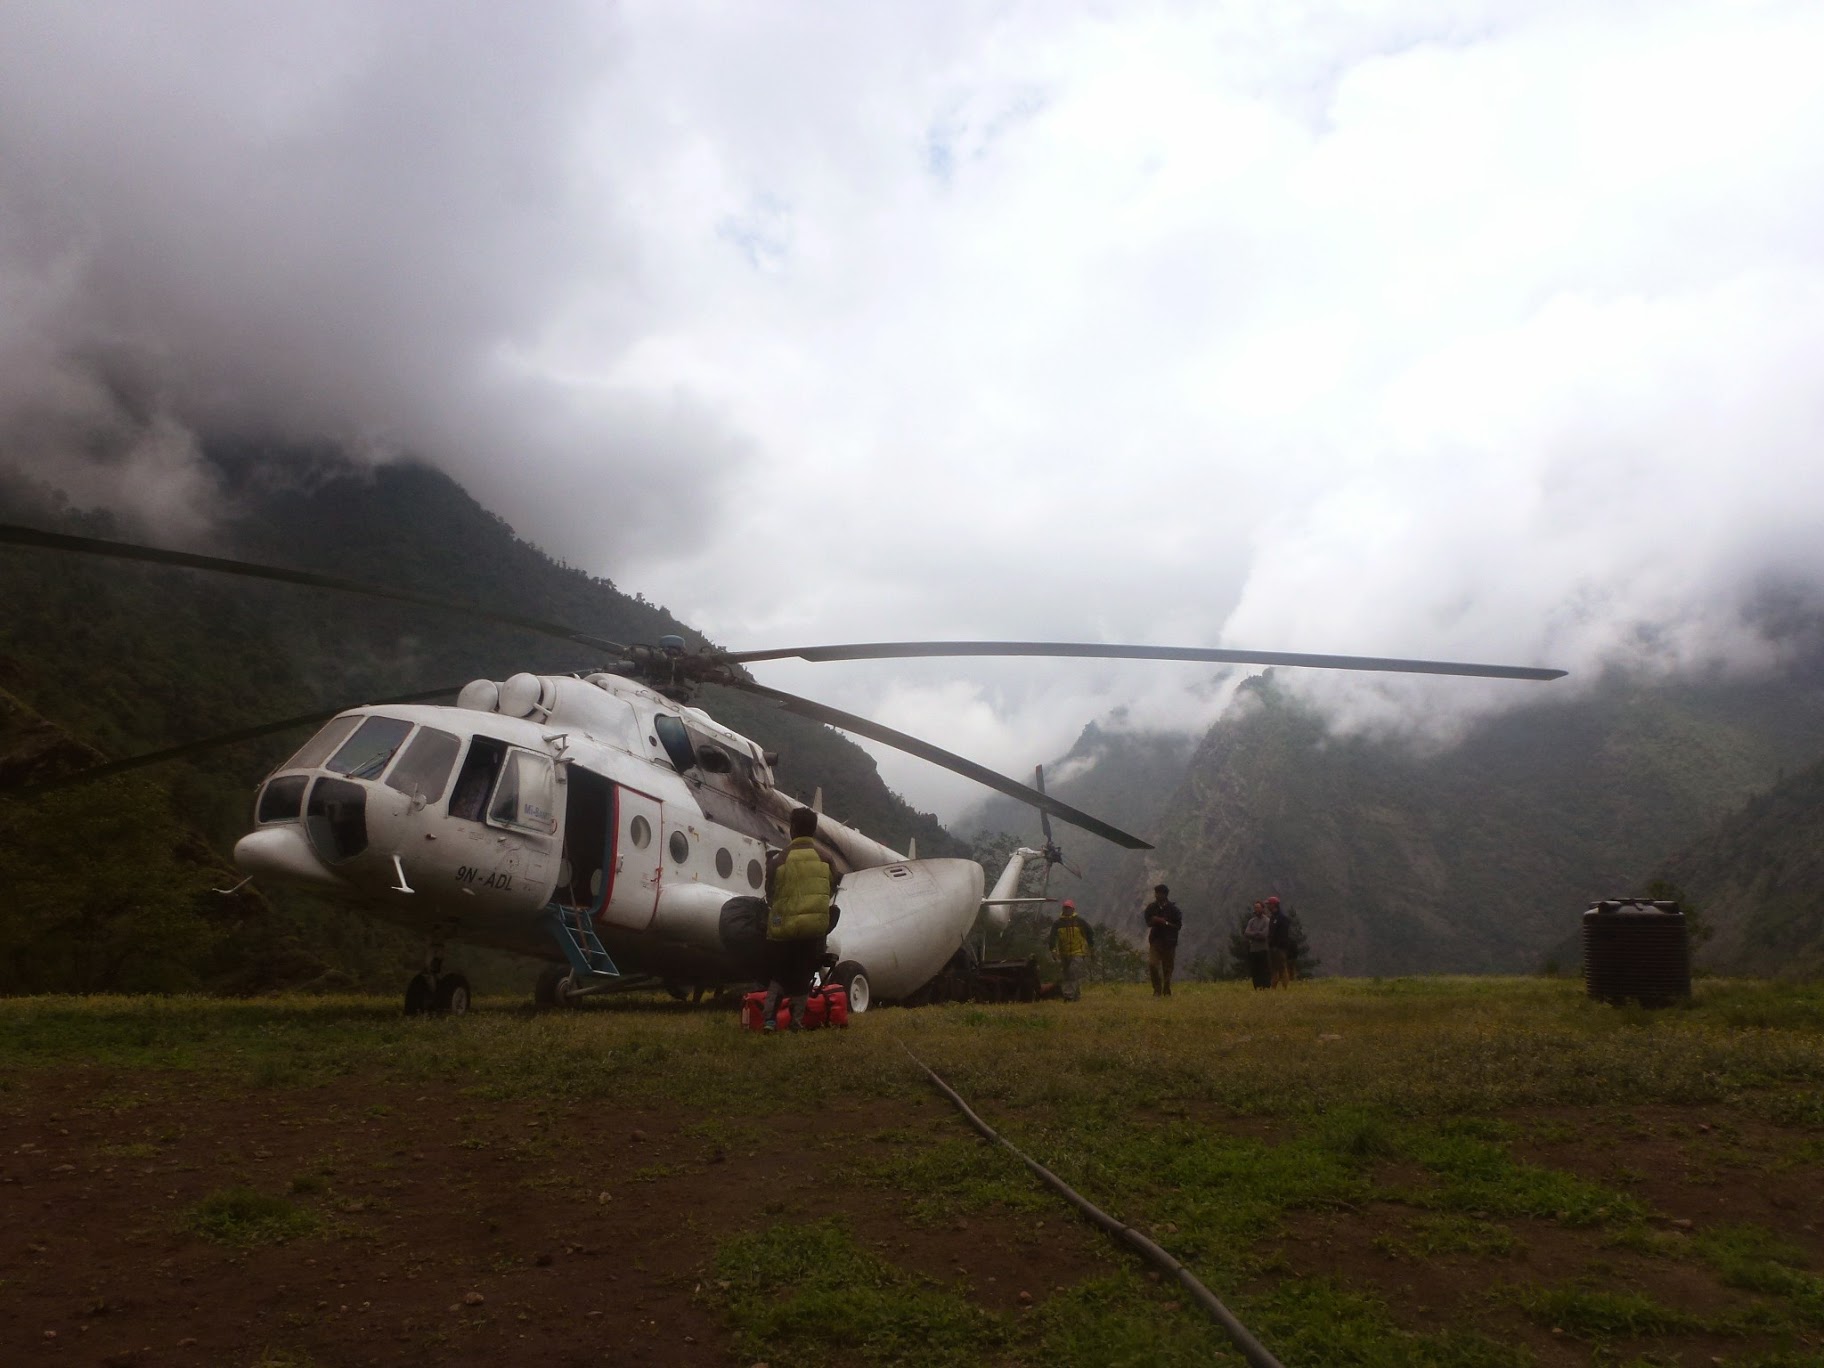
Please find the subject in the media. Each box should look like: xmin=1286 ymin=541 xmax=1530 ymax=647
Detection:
xmin=1582 ymin=899 xmax=1691 ymax=1007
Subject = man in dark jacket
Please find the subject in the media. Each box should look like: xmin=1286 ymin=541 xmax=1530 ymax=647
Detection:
xmin=1267 ymin=896 xmax=1291 ymax=988
xmin=1142 ymin=884 xmax=1182 ymax=997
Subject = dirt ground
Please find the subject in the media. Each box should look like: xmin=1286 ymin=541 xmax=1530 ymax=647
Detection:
xmin=4 ymin=1066 xmax=1822 ymax=1366
xmin=0 ymin=1066 xmax=1111 ymax=1367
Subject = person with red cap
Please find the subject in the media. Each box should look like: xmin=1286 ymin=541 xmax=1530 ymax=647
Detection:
xmin=1267 ymin=896 xmax=1292 ymax=987
xmin=1047 ymin=898 xmax=1096 ymax=1001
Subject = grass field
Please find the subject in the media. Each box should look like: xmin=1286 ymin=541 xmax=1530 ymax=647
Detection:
xmin=2 ymin=977 xmax=1822 ymax=1366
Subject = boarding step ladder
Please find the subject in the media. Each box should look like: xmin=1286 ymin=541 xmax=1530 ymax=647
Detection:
xmin=545 ymin=905 xmax=621 ymax=982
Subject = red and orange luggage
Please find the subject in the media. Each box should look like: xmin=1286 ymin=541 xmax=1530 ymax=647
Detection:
xmin=741 ymin=984 xmax=849 ymax=1031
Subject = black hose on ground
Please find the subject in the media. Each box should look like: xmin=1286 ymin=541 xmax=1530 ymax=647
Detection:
xmin=898 ymin=1040 xmax=1285 ymax=1368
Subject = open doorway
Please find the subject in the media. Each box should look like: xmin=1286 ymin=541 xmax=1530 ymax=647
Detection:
xmin=556 ymin=767 xmax=612 ymax=910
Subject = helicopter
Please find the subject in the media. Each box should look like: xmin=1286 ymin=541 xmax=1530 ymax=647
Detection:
xmin=0 ymin=522 xmax=1566 ymax=1014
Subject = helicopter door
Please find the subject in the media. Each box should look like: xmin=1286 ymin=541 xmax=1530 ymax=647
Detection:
xmin=600 ymin=786 xmax=662 ymax=931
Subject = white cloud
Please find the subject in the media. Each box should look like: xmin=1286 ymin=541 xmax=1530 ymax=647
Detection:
xmin=4 ymin=0 xmax=1824 ymax=818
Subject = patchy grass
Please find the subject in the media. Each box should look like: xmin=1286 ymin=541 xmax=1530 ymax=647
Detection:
xmin=713 ymin=1220 xmax=1008 ymax=1367
xmin=180 ymin=1187 xmax=320 ymax=1246
xmin=6 ymin=976 xmax=1824 ymax=1366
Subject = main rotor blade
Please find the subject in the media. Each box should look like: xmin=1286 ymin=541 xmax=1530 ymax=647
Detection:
xmin=726 ymin=640 xmax=1567 ymax=681
xmin=0 ymin=524 xmax=629 ymax=655
xmin=9 ymin=687 xmax=463 ymax=796
xmin=726 ymin=679 xmax=1153 ymax=851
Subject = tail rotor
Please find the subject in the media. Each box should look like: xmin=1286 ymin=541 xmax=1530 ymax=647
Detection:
xmin=1033 ymin=765 xmax=1084 ymax=882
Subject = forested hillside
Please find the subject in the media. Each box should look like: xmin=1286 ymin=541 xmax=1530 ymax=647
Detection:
xmin=0 ymin=443 xmax=960 ymax=994
xmin=1656 ymin=755 xmax=1824 ymax=978
xmin=1146 ymin=665 xmax=1824 ymax=976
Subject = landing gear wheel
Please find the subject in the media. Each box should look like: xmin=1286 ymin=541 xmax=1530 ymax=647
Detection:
xmin=535 ymin=963 xmax=578 ymax=1009
xmin=404 ymin=972 xmax=434 ymax=1017
xmin=833 ymin=960 xmax=870 ymax=1014
xmin=433 ymin=972 xmax=471 ymax=1015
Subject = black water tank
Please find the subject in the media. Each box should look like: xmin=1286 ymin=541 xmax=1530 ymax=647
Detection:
xmin=1582 ymin=899 xmax=1690 ymax=1006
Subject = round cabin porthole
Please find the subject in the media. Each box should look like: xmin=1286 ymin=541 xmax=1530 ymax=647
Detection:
xmin=747 ymin=859 xmax=764 ymax=889
xmin=669 ymin=830 xmax=690 ymax=864
xmin=629 ymin=815 xmax=651 ymax=848
xmin=715 ymin=847 xmax=734 ymax=879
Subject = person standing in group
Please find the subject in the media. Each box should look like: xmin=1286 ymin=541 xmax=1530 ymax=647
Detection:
xmin=1142 ymin=884 xmax=1182 ymax=997
xmin=762 ymin=807 xmax=839 ymax=1032
xmin=1245 ymin=901 xmax=1272 ymax=990
xmin=1047 ymin=898 xmax=1096 ymax=1001
xmin=1268 ymin=896 xmax=1291 ymax=988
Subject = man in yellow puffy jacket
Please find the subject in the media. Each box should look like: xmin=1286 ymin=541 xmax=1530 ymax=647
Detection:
xmin=761 ymin=806 xmax=840 ymax=1032
xmin=1047 ymin=898 xmax=1096 ymax=1001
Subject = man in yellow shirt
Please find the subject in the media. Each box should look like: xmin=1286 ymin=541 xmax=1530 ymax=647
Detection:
xmin=1047 ymin=898 xmax=1096 ymax=1001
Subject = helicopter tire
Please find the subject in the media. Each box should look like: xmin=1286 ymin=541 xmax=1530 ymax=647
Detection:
xmin=534 ymin=963 xmax=572 ymax=1009
xmin=433 ymin=972 xmax=472 ymax=1016
xmin=404 ymin=972 xmax=435 ymax=1017
xmin=832 ymin=960 xmax=871 ymax=1014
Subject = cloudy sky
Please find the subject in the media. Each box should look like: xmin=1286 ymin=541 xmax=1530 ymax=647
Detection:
xmin=4 ymin=0 xmax=1824 ymax=818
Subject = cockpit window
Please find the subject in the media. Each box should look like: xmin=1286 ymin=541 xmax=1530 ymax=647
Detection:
xmin=256 ymin=774 xmax=309 ymax=824
xmin=384 ymin=726 xmax=461 ymax=804
xmin=488 ymin=749 xmax=558 ymax=833
xmin=654 ymin=714 xmax=696 ymax=772
xmin=325 ymin=716 xmax=415 ymax=781
xmin=281 ymin=715 xmax=361 ymax=773
xmin=696 ymin=742 xmax=732 ymax=775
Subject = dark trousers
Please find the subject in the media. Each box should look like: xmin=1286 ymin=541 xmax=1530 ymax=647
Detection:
xmin=1249 ymin=949 xmax=1271 ymax=989
xmin=1148 ymin=940 xmax=1176 ymax=996
xmin=761 ymin=937 xmax=825 ymax=1028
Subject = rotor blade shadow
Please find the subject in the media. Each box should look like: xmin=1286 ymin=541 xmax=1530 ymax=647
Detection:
xmin=7 ymin=687 xmax=465 ymax=797
xmin=0 ymin=524 xmax=629 ymax=655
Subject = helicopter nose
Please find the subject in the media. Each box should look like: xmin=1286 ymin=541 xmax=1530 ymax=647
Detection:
xmin=234 ymin=824 xmax=345 ymax=889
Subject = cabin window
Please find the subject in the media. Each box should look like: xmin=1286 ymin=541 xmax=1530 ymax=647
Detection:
xmin=669 ymin=830 xmax=690 ymax=863
xmin=449 ymin=737 xmax=506 ymax=822
xmin=715 ymin=848 xmax=734 ymax=879
xmin=654 ymin=714 xmax=696 ymax=772
xmin=384 ymin=727 xmax=462 ymax=804
xmin=281 ymin=715 xmax=361 ymax=772
xmin=256 ymin=774 xmax=309 ymax=825
xmin=325 ymin=716 xmax=415 ymax=782
xmin=629 ymin=814 xmax=652 ymax=848
xmin=747 ymin=858 xmax=763 ymax=889
xmin=489 ymin=749 xmax=558 ymax=834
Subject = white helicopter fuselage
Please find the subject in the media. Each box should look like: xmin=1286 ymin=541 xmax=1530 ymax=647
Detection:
xmin=232 ymin=671 xmax=984 ymax=1003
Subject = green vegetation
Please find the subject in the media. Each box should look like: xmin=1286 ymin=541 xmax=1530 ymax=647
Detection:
xmin=9 ymin=976 xmax=1823 ymax=1364
xmin=714 ymin=1221 xmax=1009 ymax=1367
xmin=181 ymin=1187 xmax=321 ymax=1245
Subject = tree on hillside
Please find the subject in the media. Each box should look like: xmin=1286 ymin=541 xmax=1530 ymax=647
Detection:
xmin=1640 ymin=878 xmax=1715 ymax=953
xmin=0 ymin=778 xmax=224 ymax=993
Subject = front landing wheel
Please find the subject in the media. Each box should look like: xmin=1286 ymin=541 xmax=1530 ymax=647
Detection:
xmin=404 ymin=972 xmax=434 ymax=1017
